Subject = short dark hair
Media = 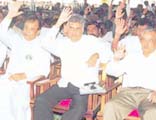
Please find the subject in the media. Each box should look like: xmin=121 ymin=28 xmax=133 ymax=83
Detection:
xmin=104 ymin=20 xmax=113 ymax=31
xmin=138 ymin=17 xmax=154 ymax=29
xmin=23 ymin=11 xmax=42 ymax=30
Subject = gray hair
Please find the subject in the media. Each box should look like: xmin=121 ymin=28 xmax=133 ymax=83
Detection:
xmin=68 ymin=14 xmax=85 ymax=28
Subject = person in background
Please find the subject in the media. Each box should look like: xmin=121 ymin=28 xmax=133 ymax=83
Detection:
xmin=86 ymin=21 xmax=100 ymax=37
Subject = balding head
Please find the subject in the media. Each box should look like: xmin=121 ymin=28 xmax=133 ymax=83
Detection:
xmin=139 ymin=29 xmax=156 ymax=57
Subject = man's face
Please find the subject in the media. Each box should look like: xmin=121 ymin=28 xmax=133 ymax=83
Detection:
xmin=23 ymin=20 xmax=40 ymax=41
xmin=87 ymin=24 xmax=99 ymax=37
xmin=67 ymin=22 xmax=83 ymax=42
xmin=140 ymin=30 xmax=156 ymax=57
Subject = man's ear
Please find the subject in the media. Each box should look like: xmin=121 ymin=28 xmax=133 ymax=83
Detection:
xmin=37 ymin=30 xmax=40 ymax=36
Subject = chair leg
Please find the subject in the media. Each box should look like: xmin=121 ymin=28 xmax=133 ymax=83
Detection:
xmin=30 ymin=103 xmax=34 ymax=120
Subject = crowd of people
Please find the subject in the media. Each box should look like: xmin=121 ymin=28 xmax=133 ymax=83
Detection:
xmin=1 ymin=0 xmax=156 ymax=120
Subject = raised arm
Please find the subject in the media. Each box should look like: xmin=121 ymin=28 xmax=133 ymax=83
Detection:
xmin=0 ymin=1 xmax=23 ymax=47
xmin=112 ymin=18 xmax=127 ymax=52
xmin=41 ymin=7 xmax=72 ymax=55
xmin=45 ymin=7 xmax=72 ymax=40
xmin=106 ymin=44 xmax=126 ymax=77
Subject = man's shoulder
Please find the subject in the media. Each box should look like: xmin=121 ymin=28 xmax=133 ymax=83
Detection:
xmin=82 ymin=34 xmax=97 ymax=38
xmin=120 ymin=35 xmax=139 ymax=44
xmin=82 ymin=34 xmax=101 ymax=43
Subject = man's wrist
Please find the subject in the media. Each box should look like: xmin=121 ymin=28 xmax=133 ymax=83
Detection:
xmin=55 ymin=20 xmax=63 ymax=28
xmin=114 ymin=33 xmax=121 ymax=40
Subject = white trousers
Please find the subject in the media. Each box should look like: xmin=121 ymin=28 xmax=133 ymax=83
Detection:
xmin=0 ymin=78 xmax=31 ymax=120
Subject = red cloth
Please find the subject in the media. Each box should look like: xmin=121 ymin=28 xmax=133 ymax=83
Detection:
xmin=58 ymin=99 xmax=140 ymax=118
xmin=128 ymin=109 xmax=140 ymax=117
xmin=58 ymin=99 xmax=72 ymax=108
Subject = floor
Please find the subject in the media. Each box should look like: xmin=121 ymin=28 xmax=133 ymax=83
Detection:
xmin=54 ymin=113 xmax=62 ymax=120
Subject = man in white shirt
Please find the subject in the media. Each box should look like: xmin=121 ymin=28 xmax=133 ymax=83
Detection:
xmin=112 ymin=16 xmax=151 ymax=55
xmin=103 ymin=28 xmax=156 ymax=120
xmin=34 ymin=7 xmax=113 ymax=120
xmin=0 ymin=2 xmax=51 ymax=120
xmin=119 ymin=35 xmax=142 ymax=55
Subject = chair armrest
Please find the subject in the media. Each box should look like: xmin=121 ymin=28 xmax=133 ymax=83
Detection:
xmin=35 ymin=77 xmax=60 ymax=95
xmin=27 ymin=75 xmax=46 ymax=101
xmin=0 ymin=68 xmax=5 ymax=75
xmin=97 ymin=82 xmax=122 ymax=118
xmin=36 ymin=77 xmax=60 ymax=86
xmin=105 ymin=82 xmax=122 ymax=94
xmin=27 ymin=75 xmax=46 ymax=85
xmin=28 ymin=76 xmax=60 ymax=104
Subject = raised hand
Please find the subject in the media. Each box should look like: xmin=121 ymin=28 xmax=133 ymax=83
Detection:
xmin=7 ymin=1 xmax=23 ymax=19
xmin=55 ymin=7 xmax=72 ymax=27
xmin=115 ymin=18 xmax=127 ymax=36
xmin=115 ymin=5 xmax=125 ymax=19
xmin=113 ymin=44 xmax=126 ymax=61
xmin=148 ymin=91 xmax=156 ymax=103
xmin=115 ymin=0 xmax=126 ymax=19
xmin=86 ymin=53 xmax=99 ymax=67
xmin=112 ymin=18 xmax=127 ymax=52
xmin=84 ymin=6 xmax=91 ymax=16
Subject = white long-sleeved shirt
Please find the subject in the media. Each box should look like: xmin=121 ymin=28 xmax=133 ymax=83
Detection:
xmin=119 ymin=35 xmax=142 ymax=55
xmin=101 ymin=31 xmax=113 ymax=44
xmin=43 ymin=27 xmax=113 ymax=88
xmin=106 ymin=51 xmax=156 ymax=91
xmin=0 ymin=17 xmax=51 ymax=79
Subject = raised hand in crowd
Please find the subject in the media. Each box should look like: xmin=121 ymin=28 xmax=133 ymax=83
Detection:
xmin=112 ymin=18 xmax=127 ymax=51
xmin=6 ymin=1 xmax=23 ymax=19
xmin=115 ymin=18 xmax=128 ymax=36
xmin=115 ymin=2 xmax=125 ymax=19
xmin=113 ymin=44 xmax=126 ymax=61
xmin=148 ymin=91 xmax=156 ymax=104
xmin=55 ymin=7 xmax=72 ymax=28
xmin=84 ymin=6 xmax=92 ymax=16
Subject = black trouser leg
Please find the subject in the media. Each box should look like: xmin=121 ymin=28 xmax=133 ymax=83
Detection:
xmin=34 ymin=84 xmax=70 ymax=120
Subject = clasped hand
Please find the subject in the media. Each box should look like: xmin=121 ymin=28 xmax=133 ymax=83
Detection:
xmin=86 ymin=53 xmax=99 ymax=67
xmin=148 ymin=91 xmax=156 ymax=103
xmin=9 ymin=73 xmax=27 ymax=81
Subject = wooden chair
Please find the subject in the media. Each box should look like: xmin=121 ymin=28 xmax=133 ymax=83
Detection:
xmin=0 ymin=55 xmax=9 ymax=75
xmin=28 ymin=62 xmax=122 ymax=120
xmin=27 ymin=55 xmax=62 ymax=120
xmin=28 ymin=57 xmax=141 ymax=120
xmin=1 ymin=54 xmax=140 ymax=120
xmin=0 ymin=67 xmax=5 ymax=75
xmin=48 ymin=54 xmax=61 ymax=80
xmin=96 ymin=74 xmax=123 ymax=120
xmin=96 ymin=73 xmax=141 ymax=120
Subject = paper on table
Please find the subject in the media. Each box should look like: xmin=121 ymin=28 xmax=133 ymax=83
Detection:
xmin=80 ymin=83 xmax=106 ymax=95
